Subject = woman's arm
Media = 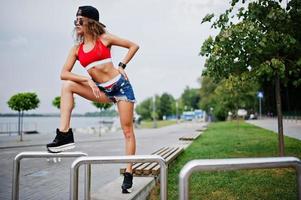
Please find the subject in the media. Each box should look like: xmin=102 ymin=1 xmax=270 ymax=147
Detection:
xmin=60 ymin=45 xmax=90 ymax=82
xmin=104 ymin=33 xmax=139 ymax=65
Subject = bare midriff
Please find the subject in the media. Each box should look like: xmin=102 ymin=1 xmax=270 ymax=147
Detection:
xmin=87 ymin=62 xmax=120 ymax=83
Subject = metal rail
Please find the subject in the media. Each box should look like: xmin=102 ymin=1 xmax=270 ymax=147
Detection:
xmin=70 ymin=155 xmax=167 ymax=200
xmin=12 ymin=151 xmax=89 ymax=200
xmin=179 ymin=157 xmax=301 ymax=200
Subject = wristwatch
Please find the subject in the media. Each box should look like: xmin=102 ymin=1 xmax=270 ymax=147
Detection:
xmin=118 ymin=62 xmax=126 ymax=69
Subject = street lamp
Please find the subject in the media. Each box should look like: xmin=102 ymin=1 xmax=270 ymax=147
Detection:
xmin=176 ymin=101 xmax=179 ymax=123
xmin=152 ymin=96 xmax=157 ymax=128
xmin=209 ymin=107 xmax=213 ymax=122
xmin=257 ymin=91 xmax=264 ymax=119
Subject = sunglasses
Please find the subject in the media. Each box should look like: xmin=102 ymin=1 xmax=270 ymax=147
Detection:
xmin=74 ymin=18 xmax=84 ymax=26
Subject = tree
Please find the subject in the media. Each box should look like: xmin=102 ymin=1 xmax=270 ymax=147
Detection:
xmin=52 ymin=96 xmax=75 ymax=110
xmin=158 ymin=93 xmax=175 ymax=120
xmin=199 ymin=76 xmax=218 ymax=113
xmin=174 ymin=98 xmax=185 ymax=119
xmin=135 ymin=97 xmax=153 ymax=120
xmin=136 ymin=93 xmax=176 ymax=121
xmin=200 ymin=0 xmax=301 ymax=156
xmin=7 ymin=92 xmax=40 ymax=141
xmin=181 ymin=86 xmax=201 ymax=111
xmin=92 ymin=102 xmax=112 ymax=136
xmin=52 ymin=96 xmax=61 ymax=109
xmin=215 ymin=75 xmax=258 ymax=120
xmin=199 ymin=75 xmax=259 ymax=121
xmin=92 ymin=102 xmax=112 ymax=112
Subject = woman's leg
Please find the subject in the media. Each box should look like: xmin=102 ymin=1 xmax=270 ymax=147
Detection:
xmin=117 ymin=101 xmax=136 ymax=173
xmin=59 ymin=80 xmax=111 ymax=132
xmin=47 ymin=80 xmax=112 ymax=152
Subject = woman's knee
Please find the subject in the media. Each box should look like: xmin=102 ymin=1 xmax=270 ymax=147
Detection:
xmin=122 ymin=125 xmax=134 ymax=139
xmin=62 ymin=80 xmax=76 ymax=92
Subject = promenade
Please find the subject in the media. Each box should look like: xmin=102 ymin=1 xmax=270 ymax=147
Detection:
xmin=246 ymin=118 xmax=301 ymax=140
xmin=0 ymin=121 xmax=205 ymax=200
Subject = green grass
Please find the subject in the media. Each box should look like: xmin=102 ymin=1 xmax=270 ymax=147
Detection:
xmin=139 ymin=120 xmax=177 ymax=129
xmin=151 ymin=121 xmax=301 ymax=200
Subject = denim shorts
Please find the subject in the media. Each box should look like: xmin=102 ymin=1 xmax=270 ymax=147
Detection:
xmin=95 ymin=74 xmax=136 ymax=103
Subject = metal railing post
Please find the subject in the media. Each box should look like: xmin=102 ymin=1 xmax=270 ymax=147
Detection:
xmin=70 ymin=155 xmax=167 ymax=200
xmin=84 ymin=164 xmax=91 ymax=200
xmin=160 ymin=158 xmax=168 ymax=199
xmin=297 ymin=162 xmax=301 ymax=199
xmin=12 ymin=151 xmax=88 ymax=200
xmin=12 ymin=154 xmax=21 ymax=200
xmin=179 ymin=157 xmax=301 ymax=200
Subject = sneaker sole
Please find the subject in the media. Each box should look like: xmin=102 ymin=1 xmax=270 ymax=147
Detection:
xmin=122 ymin=188 xmax=132 ymax=194
xmin=47 ymin=143 xmax=75 ymax=153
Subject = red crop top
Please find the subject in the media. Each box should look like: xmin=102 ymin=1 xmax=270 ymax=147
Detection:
xmin=77 ymin=38 xmax=112 ymax=70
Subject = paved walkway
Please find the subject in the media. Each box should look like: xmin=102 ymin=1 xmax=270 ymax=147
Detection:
xmin=0 ymin=121 xmax=206 ymax=200
xmin=246 ymin=118 xmax=301 ymax=140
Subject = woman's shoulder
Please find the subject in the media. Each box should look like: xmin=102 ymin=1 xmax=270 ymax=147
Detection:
xmin=98 ymin=32 xmax=111 ymax=41
xmin=70 ymin=44 xmax=80 ymax=51
xmin=100 ymin=32 xmax=122 ymax=41
xmin=98 ymin=33 xmax=112 ymax=46
xmin=69 ymin=44 xmax=80 ymax=57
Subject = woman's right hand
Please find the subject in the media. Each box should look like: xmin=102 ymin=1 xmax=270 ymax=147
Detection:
xmin=87 ymin=79 xmax=101 ymax=99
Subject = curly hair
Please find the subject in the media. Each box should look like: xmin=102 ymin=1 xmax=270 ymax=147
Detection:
xmin=74 ymin=18 xmax=106 ymax=43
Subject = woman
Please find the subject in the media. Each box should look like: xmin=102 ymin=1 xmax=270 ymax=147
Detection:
xmin=46 ymin=6 xmax=139 ymax=193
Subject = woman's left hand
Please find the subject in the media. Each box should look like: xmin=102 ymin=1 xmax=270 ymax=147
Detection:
xmin=118 ymin=67 xmax=129 ymax=81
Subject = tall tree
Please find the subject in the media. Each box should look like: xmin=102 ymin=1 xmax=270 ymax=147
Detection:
xmin=158 ymin=93 xmax=175 ymax=120
xmin=135 ymin=97 xmax=153 ymax=120
xmin=199 ymin=75 xmax=258 ymax=121
xmin=181 ymin=86 xmax=201 ymax=111
xmin=52 ymin=96 xmax=75 ymax=110
xmin=7 ymin=92 xmax=40 ymax=141
xmin=201 ymin=0 xmax=301 ymax=156
xmin=199 ymin=76 xmax=218 ymax=113
xmin=52 ymin=96 xmax=61 ymax=109
xmin=92 ymin=102 xmax=112 ymax=112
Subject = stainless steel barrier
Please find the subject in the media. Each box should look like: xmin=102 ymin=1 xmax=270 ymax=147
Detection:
xmin=179 ymin=157 xmax=301 ymax=200
xmin=70 ymin=155 xmax=167 ymax=200
xmin=12 ymin=151 xmax=90 ymax=200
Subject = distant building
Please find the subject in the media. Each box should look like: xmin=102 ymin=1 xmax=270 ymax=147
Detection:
xmin=182 ymin=109 xmax=205 ymax=121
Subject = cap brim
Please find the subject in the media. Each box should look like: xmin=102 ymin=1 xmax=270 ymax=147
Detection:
xmin=99 ymin=22 xmax=106 ymax=28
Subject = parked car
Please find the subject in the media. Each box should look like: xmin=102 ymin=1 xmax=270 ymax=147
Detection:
xmin=249 ymin=113 xmax=258 ymax=120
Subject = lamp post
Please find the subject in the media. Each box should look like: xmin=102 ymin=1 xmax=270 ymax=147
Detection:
xmin=176 ymin=101 xmax=179 ymax=123
xmin=152 ymin=96 xmax=157 ymax=128
xmin=257 ymin=91 xmax=263 ymax=119
xmin=209 ymin=107 xmax=213 ymax=122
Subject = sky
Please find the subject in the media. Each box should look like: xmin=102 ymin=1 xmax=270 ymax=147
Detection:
xmin=0 ymin=0 xmax=229 ymax=114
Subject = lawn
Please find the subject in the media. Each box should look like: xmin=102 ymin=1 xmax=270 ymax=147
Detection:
xmin=151 ymin=121 xmax=301 ymax=200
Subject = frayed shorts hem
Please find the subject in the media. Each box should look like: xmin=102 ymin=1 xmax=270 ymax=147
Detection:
xmin=114 ymin=98 xmax=136 ymax=104
xmin=95 ymin=74 xmax=136 ymax=104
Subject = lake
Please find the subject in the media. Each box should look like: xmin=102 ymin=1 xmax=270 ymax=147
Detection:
xmin=0 ymin=116 xmax=116 ymax=134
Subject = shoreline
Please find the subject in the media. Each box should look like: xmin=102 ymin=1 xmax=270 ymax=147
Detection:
xmin=0 ymin=116 xmax=119 ymax=136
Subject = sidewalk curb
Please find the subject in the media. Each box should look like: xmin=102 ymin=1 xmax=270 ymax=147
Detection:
xmin=91 ymin=176 xmax=155 ymax=200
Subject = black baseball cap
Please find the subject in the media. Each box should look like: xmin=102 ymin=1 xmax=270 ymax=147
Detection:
xmin=76 ymin=6 xmax=106 ymax=27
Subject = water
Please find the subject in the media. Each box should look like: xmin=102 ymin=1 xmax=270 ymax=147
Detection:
xmin=0 ymin=116 xmax=115 ymax=134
